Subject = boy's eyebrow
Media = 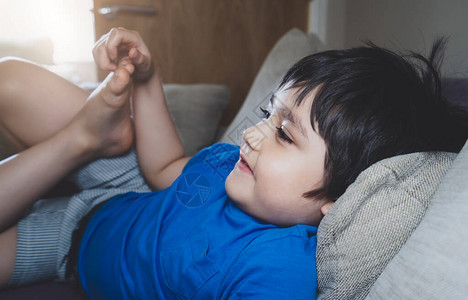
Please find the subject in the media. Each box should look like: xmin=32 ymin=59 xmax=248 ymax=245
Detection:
xmin=270 ymin=95 xmax=308 ymax=139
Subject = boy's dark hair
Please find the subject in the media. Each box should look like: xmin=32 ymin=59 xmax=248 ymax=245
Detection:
xmin=279 ymin=39 xmax=468 ymax=200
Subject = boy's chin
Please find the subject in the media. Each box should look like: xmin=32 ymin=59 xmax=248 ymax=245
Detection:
xmin=224 ymin=173 xmax=238 ymax=202
xmin=224 ymin=175 xmax=248 ymax=210
xmin=224 ymin=171 xmax=237 ymax=196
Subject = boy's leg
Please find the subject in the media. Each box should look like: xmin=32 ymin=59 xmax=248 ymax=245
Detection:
xmin=0 ymin=58 xmax=136 ymax=288
xmin=0 ymin=58 xmax=88 ymax=288
xmin=0 ymin=58 xmax=89 ymax=152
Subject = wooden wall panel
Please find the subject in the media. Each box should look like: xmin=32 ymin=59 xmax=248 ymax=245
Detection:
xmin=94 ymin=0 xmax=309 ymax=125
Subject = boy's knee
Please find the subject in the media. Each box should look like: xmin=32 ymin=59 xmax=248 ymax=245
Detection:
xmin=0 ymin=58 xmax=34 ymax=101
xmin=0 ymin=57 xmax=29 ymax=72
xmin=0 ymin=57 xmax=21 ymax=84
xmin=0 ymin=57 xmax=39 ymax=77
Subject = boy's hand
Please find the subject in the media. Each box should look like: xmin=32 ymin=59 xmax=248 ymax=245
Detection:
xmin=93 ymin=27 xmax=154 ymax=82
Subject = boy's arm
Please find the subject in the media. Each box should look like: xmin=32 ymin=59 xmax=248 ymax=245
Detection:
xmin=132 ymin=71 xmax=191 ymax=190
xmin=92 ymin=28 xmax=190 ymax=190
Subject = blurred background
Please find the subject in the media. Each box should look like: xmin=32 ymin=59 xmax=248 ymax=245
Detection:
xmin=312 ymin=0 xmax=468 ymax=78
xmin=0 ymin=0 xmax=95 ymax=81
xmin=0 ymin=0 xmax=467 ymax=122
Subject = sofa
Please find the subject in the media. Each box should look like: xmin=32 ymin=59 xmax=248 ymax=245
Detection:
xmin=1 ymin=28 xmax=467 ymax=299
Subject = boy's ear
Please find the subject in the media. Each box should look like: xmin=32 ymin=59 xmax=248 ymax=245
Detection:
xmin=321 ymin=201 xmax=334 ymax=216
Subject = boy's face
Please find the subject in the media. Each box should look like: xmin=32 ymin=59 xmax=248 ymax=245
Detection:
xmin=225 ymin=86 xmax=333 ymax=227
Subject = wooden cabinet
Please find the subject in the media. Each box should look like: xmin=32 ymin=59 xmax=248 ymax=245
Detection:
xmin=93 ymin=0 xmax=309 ymax=125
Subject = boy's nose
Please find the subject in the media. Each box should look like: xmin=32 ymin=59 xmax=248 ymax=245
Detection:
xmin=242 ymin=122 xmax=270 ymax=151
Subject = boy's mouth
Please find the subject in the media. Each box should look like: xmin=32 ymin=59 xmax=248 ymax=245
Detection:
xmin=239 ymin=154 xmax=254 ymax=175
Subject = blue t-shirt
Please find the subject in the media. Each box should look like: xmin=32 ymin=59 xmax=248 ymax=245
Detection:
xmin=78 ymin=143 xmax=318 ymax=299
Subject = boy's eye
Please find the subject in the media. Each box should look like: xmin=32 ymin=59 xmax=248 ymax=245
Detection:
xmin=276 ymin=126 xmax=293 ymax=144
xmin=260 ymin=107 xmax=271 ymax=119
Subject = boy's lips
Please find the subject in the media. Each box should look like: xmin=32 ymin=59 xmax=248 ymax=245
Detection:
xmin=238 ymin=154 xmax=254 ymax=175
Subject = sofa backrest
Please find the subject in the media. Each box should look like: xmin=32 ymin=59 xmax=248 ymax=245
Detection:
xmin=366 ymin=139 xmax=468 ymax=299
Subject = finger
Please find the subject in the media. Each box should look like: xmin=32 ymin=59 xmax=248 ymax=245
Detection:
xmin=129 ymin=48 xmax=150 ymax=70
xmin=93 ymin=44 xmax=117 ymax=71
xmin=93 ymin=33 xmax=118 ymax=71
xmin=105 ymin=28 xmax=143 ymax=62
xmin=118 ymin=57 xmax=135 ymax=75
xmin=94 ymin=31 xmax=110 ymax=46
xmin=129 ymin=48 xmax=154 ymax=83
xmin=105 ymin=36 xmax=118 ymax=63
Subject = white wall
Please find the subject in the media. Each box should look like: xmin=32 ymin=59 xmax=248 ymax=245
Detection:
xmin=309 ymin=0 xmax=347 ymax=50
xmin=309 ymin=0 xmax=468 ymax=78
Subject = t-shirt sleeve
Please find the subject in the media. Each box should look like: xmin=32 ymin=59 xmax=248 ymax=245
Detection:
xmin=220 ymin=234 xmax=318 ymax=300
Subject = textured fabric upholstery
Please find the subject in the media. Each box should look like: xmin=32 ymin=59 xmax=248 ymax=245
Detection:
xmin=316 ymin=151 xmax=457 ymax=300
xmin=366 ymin=141 xmax=468 ymax=299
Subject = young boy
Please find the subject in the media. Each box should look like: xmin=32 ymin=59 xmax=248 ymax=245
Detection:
xmin=0 ymin=28 xmax=466 ymax=299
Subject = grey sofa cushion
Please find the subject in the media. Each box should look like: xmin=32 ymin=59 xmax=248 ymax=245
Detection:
xmin=219 ymin=28 xmax=324 ymax=145
xmin=316 ymin=151 xmax=457 ymax=300
xmin=366 ymin=141 xmax=468 ymax=300
xmin=163 ymin=84 xmax=229 ymax=156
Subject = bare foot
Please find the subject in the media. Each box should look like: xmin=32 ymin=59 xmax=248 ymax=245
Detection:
xmin=71 ymin=59 xmax=136 ymax=158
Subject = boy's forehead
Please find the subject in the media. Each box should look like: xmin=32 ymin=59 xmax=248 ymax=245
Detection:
xmin=274 ymin=82 xmax=294 ymax=100
xmin=272 ymin=85 xmax=322 ymax=134
xmin=272 ymin=84 xmax=319 ymax=108
xmin=271 ymin=87 xmax=316 ymax=139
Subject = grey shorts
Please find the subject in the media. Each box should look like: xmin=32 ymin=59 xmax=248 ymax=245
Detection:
xmin=8 ymin=148 xmax=151 ymax=286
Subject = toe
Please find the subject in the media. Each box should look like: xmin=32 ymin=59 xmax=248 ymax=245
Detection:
xmin=109 ymin=68 xmax=132 ymax=96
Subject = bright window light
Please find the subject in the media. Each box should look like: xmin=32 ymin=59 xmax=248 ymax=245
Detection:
xmin=0 ymin=0 xmax=94 ymax=63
